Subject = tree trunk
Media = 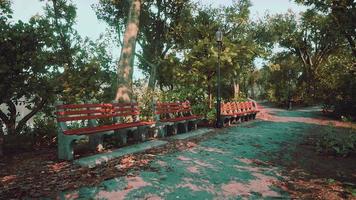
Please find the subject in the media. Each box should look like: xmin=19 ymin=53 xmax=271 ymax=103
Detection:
xmin=5 ymin=101 xmax=17 ymax=136
xmin=0 ymin=120 xmax=4 ymax=157
xmin=135 ymin=53 xmax=158 ymax=91
xmin=115 ymin=0 xmax=141 ymax=102
xmin=343 ymin=31 xmax=356 ymax=58
xmin=208 ymin=85 xmax=212 ymax=109
xmin=233 ymin=80 xmax=239 ymax=99
xmin=251 ymin=83 xmax=255 ymax=99
xmin=148 ymin=64 xmax=157 ymax=90
xmin=241 ymin=76 xmax=247 ymax=97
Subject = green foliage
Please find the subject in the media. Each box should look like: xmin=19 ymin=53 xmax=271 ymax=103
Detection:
xmin=0 ymin=1 xmax=116 ymax=156
xmin=175 ymin=1 xmax=264 ymax=100
xmin=160 ymin=86 xmax=209 ymax=117
xmin=0 ymin=1 xmax=58 ymax=135
xmin=42 ymin=0 xmax=116 ymax=104
xmin=133 ymin=81 xmax=160 ymax=121
xmin=95 ymin=0 xmax=194 ymax=89
xmin=96 ymin=0 xmax=264 ymax=101
xmin=295 ymin=0 xmax=356 ymax=57
xmin=256 ymin=6 xmax=355 ymax=115
xmin=3 ymin=115 xmax=57 ymax=153
xmin=30 ymin=115 xmax=57 ymax=147
xmin=206 ymin=108 xmax=216 ymax=123
xmin=316 ymin=126 xmax=356 ymax=157
xmin=233 ymin=96 xmax=248 ymax=102
xmin=258 ymin=52 xmax=302 ymax=105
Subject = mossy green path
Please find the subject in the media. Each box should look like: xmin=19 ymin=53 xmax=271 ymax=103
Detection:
xmin=60 ymin=109 xmax=324 ymax=199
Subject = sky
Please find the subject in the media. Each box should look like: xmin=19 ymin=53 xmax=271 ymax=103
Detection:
xmin=10 ymin=0 xmax=307 ymax=78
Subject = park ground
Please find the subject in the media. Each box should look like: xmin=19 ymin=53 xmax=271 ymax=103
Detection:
xmin=1 ymin=104 xmax=356 ymax=199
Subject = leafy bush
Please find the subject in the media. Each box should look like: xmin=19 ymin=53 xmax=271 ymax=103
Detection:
xmin=316 ymin=125 xmax=356 ymax=157
xmin=30 ymin=116 xmax=57 ymax=147
xmin=160 ymin=86 xmax=209 ymax=117
xmin=206 ymin=108 xmax=216 ymax=123
xmin=4 ymin=114 xmax=57 ymax=154
xmin=136 ymin=88 xmax=160 ymax=121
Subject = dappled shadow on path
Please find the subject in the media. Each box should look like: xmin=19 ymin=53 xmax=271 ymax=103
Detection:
xmin=256 ymin=105 xmax=356 ymax=199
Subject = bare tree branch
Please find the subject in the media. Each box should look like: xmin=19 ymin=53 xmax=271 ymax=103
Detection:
xmin=0 ymin=109 xmax=9 ymax=125
xmin=134 ymin=52 xmax=157 ymax=69
xmin=16 ymin=98 xmax=47 ymax=133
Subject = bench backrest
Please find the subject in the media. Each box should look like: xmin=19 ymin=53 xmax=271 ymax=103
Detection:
xmin=155 ymin=101 xmax=193 ymax=120
xmin=245 ymin=102 xmax=252 ymax=112
xmin=222 ymin=102 xmax=237 ymax=115
xmin=56 ymin=102 xmax=140 ymax=123
xmin=221 ymin=102 xmax=229 ymax=115
xmin=251 ymin=101 xmax=258 ymax=110
xmin=232 ymin=102 xmax=242 ymax=114
xmin=221 ymin=101 xmax=257 ymax=114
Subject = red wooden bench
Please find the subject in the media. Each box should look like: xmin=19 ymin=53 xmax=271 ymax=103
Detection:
xmin=221 ymin=102 xmax=245 ymax=126
xmin=250 ymin=101 xmax=260 ymax=118
xmin=243 ymin=101 xmax=260 ymax=119
xmin=56 ymin=102 xmax=154 ymax=160
xmin=221 ymin=101 xmax=260 ymax=126
xmin=154 ymin=101 xmax=201 ymax=136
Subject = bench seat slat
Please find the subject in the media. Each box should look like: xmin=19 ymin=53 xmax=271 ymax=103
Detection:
xmin=155 ymin=108 xmax=191 ymax=114
xmin=58 ymin=112 xmax=140 ymax=122
xmin=156 ymin=102 xmax=181 ymax=106
xmin=63 ymin=121 xmax=154 ymax=135
xmin=57 ymin=103 xmax=138 ymax=109
xmin=160 ymin=115 xmax=200 ymax=122
xmin=222 ymin=112 xmax=247 ymax=116
xmin=56 ymin=107 xmax=139 ymax=116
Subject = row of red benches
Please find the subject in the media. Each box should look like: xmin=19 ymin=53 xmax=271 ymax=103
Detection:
xmin=56 ymin=101 xmax=260 ymax=160
xmin=56 ymin=101 xmax=200 ymax=160
xmin=221 ymin=101 xmax=260 ymax=126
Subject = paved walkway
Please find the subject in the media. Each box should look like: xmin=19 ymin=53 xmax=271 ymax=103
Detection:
xmin=60 ymin=106 xmax=351 ymax=199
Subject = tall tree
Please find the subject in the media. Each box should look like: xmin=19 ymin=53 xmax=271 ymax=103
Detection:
xmin=0 ymin=0 xmax=12 ymax=156
xmin=295 ymin=0 xmax=356 ymax=57
xmin=44 ymin=0 xmax=116 ymax=103
xmin=95 ymin=0 xmax=192 ymax=92
xmin=266 ymin=11 xmax=341 ymax=100
xmin=44 ymin=0 xmax=80 ymax=103
xmin=115 ymin=0 xmax=141 ymax=102
xmin=0 ymin=1 xmax=55 ymax=145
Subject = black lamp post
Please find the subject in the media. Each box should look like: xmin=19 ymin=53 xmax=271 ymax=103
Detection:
xmin=215 ymin=30 xmax=223 ymax=128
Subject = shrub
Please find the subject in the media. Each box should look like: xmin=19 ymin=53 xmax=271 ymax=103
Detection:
xmin=3 ymin=114 xmax=57 ymax=154
xmin=159 ymin=86 xmax=209 ymax=117
xmin=206 ymin=108 xmax=216 ymax=123
xmin=316 ymin=125 xmax=356 ymax=157
xmin=30 ymin=116 xmax=57 ymax=147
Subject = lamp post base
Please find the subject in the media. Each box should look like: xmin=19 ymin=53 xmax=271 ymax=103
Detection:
xmin=215 ymin=121 xmax=223 ymax=128
xmin=216 ymin=98 xmax=222 ymax=128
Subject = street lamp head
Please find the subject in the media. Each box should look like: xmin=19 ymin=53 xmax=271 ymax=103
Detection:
xmin=215 ymin=30 xmax=223 ymax=42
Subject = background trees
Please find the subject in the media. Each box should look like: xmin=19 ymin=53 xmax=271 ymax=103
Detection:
xmin=295 ymin=0 xmax=356 ymax=57
xmin=0 ymin=0 xmax=115 ymax=156
xmin=256 ymin=1 xmax=355 ymax=117
xmin=94 ymin=0 xmax=264 ymax=117
xmin=0 ymin=1 xmax=56 ymax=155
xmin=95 ymin=0 xmax=193 ymax=93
